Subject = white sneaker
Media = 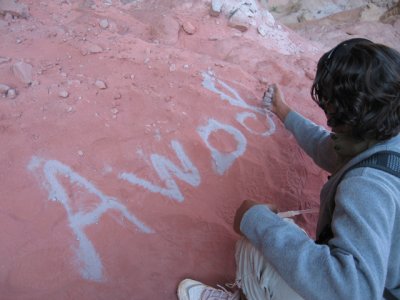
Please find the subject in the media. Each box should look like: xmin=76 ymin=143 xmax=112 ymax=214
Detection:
xmin=177 ymin=279 xmax=240 ymax=300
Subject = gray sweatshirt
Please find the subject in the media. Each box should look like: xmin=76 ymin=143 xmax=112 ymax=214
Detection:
xmin=240 ymin=111 xmax=400 ymax=300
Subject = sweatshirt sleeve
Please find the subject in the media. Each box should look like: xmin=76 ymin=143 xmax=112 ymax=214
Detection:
xmin=240 ymin=169 xmax=395 ymax=300
xmin=284 ymin=111 xmax=338 ymax=173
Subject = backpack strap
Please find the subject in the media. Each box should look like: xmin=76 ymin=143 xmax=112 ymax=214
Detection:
xmin=353 ymin=151 xmax=400 ymax=178
xmin=316 ymin=150 xmax=400 ymax=245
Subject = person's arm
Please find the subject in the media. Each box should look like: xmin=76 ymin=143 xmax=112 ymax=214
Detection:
xmin=239 ymin=169 xmax=395 ymax=300
xmin=265 ymin=84 xmax=338 ymax=173
xmin=285 ymin=111 xmax=338 ymax=173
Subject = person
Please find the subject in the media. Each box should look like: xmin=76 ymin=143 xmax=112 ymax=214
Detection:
xmin=177 ymin=38 xmax=400 ymax=300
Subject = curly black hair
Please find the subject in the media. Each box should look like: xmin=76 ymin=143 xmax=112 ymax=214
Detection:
xmin=311 ymin=38 xmax=400 ymax=141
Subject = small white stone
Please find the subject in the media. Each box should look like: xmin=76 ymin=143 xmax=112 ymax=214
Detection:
xmin=77 ymin=150 xmax=84 ymax=156
xmin=95 ymin=80 xmax=107 ymax=89
xmin=210 ymin=0 xmax=223 ymax=17
xmin=6 ymin=89 xmax=17 ymax=99
xmin=99 ymin=19 xmax=109 ymax=29
xmin=58 ymin=90 xmax=69 ymax=98
xmin=169 ymin=64 xmax=176 ymax=72
xmin=257 ymin=25 xmax=267 ymax=37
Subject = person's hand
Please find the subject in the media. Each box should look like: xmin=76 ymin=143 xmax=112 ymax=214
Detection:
xmin=233 ymin=200 xmax=277 ymax=235
xmin=262 ymin=84 xmax=292 ymax=123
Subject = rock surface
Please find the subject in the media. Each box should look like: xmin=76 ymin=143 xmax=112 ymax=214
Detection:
xmin=0 ymin=0 xmax=399 ymax=299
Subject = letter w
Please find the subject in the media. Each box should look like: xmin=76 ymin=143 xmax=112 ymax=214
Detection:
xmin=119 ymin=140 xmax=201 ymax=202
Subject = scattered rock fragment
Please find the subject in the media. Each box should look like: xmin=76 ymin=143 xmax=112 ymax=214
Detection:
xmin=0 ymin=0 xmax=29 ymax=19
xmin=12 ymin=61 xmax=33 ymax=84
xmin=95 ymin=80 xmax=107 ymax=89
xmin=360 ymin=3 xmax=386 ymax=21
xmin=257 ymin=25 xmax=268 ymax=37
xmin=169 ymin=64 xmax=176 ymax=72
xmin=58 ymin=90 xmax=69 ymax=98
xmin=210 ymin=0 xmax=223 ymax=17
xmin=0 ymin=83 xmax=10 ymax=95
xmin=228 ymin=9 xmax=251 ymax=32
xmin=259 ymin=77 xmax=268 ymax=85
xmin=6 ymin=88 xmax=17 ymax=99
xmin=99 ymin=19 xmax=109 ymax=29
xmin=81 ymin=43 xmax=103 ymax=55
xmin=0 ymin=57 xmax=11 ymax=65
xmin=182 ymin=21 xmax=196 ymax=35
xmin=88 ymin=43 xmax=103 ymax=54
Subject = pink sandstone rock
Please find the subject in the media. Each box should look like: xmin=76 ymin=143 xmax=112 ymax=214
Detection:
xmin=0 ymin=0 xmax=398 ymax=299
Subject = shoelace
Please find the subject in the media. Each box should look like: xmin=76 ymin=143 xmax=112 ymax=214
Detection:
xmin=225 ymin=279 xmax=242 ymax=290
xmin=201 ymin=281 xmax=241 ymax=300
xmin=202 ymin=288 xmax=240 ymax=300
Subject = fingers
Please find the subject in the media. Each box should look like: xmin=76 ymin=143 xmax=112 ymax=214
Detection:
xmin=262 ymin=84 xmax=275 ymax=111
xmin=262 ymin=83 xmax=292 ymax=122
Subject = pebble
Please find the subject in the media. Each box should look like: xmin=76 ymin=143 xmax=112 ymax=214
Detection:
xmin=228 ymin=17 xmax=250 ymax=32
xmin=182 ymin=21 xmax=196 ymax=35
xmin=169 ymin=64 xmax=176 ymax=72
xmin=83 ymin=43 xmax=103 ymax=55
xmin=95 ymin=80 xmax=107 ymax=89
xmin=12 ymin=61 xmax=33 ymax=84
xmin=58 ymin=90 xmax=69 ymax=98
xmin=6 ymin=88 xmax=17 ymax=99
xmin=210 ymin=0 xmax=223 ymax=17
xmin=0 ymin=57 xmax=11 ymax=64
xmin=257 ymin=25 xmax=268 ymax=37
xmin=0 ymin=83 xmax=10 ymax=95
xmin=99 ymin=19 xmax=109 ymax=29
